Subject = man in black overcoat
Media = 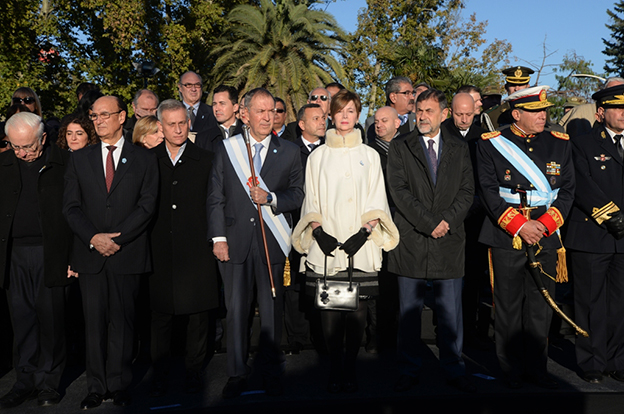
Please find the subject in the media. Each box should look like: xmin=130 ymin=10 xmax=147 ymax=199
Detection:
xmin=387 ymin=89 xmax=475 ymax=393
xmin=148 ymin=99 xmax=218 ymax=396
xmin=0 ymin=112 xmax=73 ymax=408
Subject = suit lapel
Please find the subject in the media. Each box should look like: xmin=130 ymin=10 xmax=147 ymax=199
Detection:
xmin=88 ymin=144 xmax=107 ymax=193
xmin=405 ymin=133 xmax=434 ymax=187
xmin=108 ymin=141 xmax=135 ymax=195
xmin=260 ymin=134 xmax=281 ymax=177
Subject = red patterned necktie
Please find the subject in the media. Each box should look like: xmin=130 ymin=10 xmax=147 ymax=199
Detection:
xmin=105 ymin=145 xmax=116 ymax=192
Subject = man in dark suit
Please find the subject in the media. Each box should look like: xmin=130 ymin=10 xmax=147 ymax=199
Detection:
xmin=566 ymin=85 xmax=624 ymax=384
xmin=284 ymin=103 xmax=326 ymax=355
xmin=0 ymin=113 xmax=73 ymax=408
xmin=196 ymin=85 xmax=243 ymax=152
xmin=208 ymin=88 xmax=304 ymax=398
xmin=63 ymin=96 xmax=158 ymax=409
xmin=178 ymin=71 xmax=217 ymax=136
xmin=387 ymin=89 xmax=475 ymax=393
xmin=149 ymin=99 xmax=218 ymax=396
xmin=442 ymin=93 xmax=489 ymax=348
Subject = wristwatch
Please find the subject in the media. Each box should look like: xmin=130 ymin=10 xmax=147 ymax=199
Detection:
xmin=266 ymin=193 xmax=273 ymax=204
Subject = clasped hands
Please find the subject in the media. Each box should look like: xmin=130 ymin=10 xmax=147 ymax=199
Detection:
xmin=312 ymin=220 xmax=378 ymax=257
xmin=90 ymin=232 xmax=121 ymax=257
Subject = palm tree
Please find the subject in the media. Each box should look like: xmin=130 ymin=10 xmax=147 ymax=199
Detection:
xmin=209 ymin=0 xmax=346 ymax=121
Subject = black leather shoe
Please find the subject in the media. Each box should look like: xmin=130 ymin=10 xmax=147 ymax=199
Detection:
xmin=327 ymin=381 xmax=341 ymax=393
xmin=609 ymin=370 xmax=624 ymax=382
xmin=80 ymin=392 xmax=103 ymax=410
xmin=185 ymin=370 xmax=202 ymax=394
xmin=447 ymin=376 xmax=477 ymax=393
xmin=583 ymin=370 xmax=603 ymax=384
xmin=38 ymin=388 xmax=61 ymax=406
xmin=149 ymin=378 xmax=168 ymax=397
xmin=527 ymin=375 xmax=559 ymax=390
xmin=285 ymin=342 xmax=303 ymax=355
xmin=342 ymin=380 xmax=358 ymax=393
xmin=0 ymin=389 xmax=36 ymax=409
xmin=222 ymin=376 xmax=247 ymax=399
xmin=394 ymin=374 xmax=419 ymax=392
xmin=264 ymin=377 xmax=283 ymax=396
xmin=112 ymin=390 xmax=131 ymax=407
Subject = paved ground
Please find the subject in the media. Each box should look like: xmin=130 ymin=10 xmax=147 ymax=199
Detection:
xmin=1 ymin=310 xmax=624 ymax=414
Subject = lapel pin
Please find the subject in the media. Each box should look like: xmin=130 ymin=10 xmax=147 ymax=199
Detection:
xmin=360 ymin=160 xmax=364 ymax=166
xmin=122 ymin=158 xmax=127 ymax=164
xmin=273 ymin=149 xmax=277 ymax=153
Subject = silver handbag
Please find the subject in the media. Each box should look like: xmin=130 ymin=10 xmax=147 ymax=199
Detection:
xmin=315 ymin=256 xmax=359 ymax=311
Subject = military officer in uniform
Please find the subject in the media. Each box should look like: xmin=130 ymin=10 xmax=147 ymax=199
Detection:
xmin=481 ymin=66 xmax=534 ymax=131
xmin=565 ymin=85 xmax=624 ymax=384
xmin=476 ymin=86 xmax=575 ymax=389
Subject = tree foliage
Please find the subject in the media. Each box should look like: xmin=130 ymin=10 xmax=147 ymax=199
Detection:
xmin=343 ymin=0 xmax=512 ymax=115
xmin=209 ymin=0 xmax=346 ymax=121
xmin=603 ymin=0 xmax=624 ymax=76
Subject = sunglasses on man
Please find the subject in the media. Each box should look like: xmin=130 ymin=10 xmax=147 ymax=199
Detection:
xmin=310 ymin=95 xmax=328 ymax=101
xmin=0 ymin=140 xmax=9 ymax=149
xmin=12 ymin=97 xmax=36 ymax=105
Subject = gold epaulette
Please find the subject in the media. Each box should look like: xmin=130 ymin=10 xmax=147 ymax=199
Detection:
xmin=481 ymin=131 xmax=502 ymax=140
xmin=551 ymin=131 xmax=570 ymax=140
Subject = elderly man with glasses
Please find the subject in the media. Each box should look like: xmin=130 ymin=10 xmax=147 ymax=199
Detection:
xmin=0 ymin=112 xmax=74 ymax=408
xmin=177 ymin=71 xmax=217 ymax=136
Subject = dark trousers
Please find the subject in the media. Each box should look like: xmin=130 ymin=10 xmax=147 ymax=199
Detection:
xmin=7 ymin=245 xmax=66 ymax=392
xmin=79 ymin=268 xmax=140 ymax=395
xmin=397 ymin=277 xmax=464 ymax=379
xmin=572 ymin=251 xmax=624 ymax=372
xmin=491 ymin=247 xmax=555 ymax=378
xmin=219 ymin=240 xmax=285 ymax=378
xmin=284 ymin=272 xmax=310 ymax=347
xmin=151 ymin=310 xmax=209 ymax=376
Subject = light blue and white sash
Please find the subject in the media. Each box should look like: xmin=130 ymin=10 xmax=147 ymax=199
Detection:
xmin=223 ymin=135 xmax=292 ymax=256
xmin=490 ymin=135 xmax=558 ymax=208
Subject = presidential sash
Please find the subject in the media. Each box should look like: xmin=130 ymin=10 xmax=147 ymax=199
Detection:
xmin=489 ymin=135 xmax=558 ymax=208
xmin=223 ymin=135 xmax=292 ymax=257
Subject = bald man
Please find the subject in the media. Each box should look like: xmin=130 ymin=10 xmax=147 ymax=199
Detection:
xmin=441 ymin=93 xmax=488 ymax=350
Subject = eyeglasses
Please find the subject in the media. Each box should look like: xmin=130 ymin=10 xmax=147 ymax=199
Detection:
xmin=0 ymin=140 xmax=9 ymax=149
xmin=181 ymin=83 xmax=202 ymax=89
xmin=89 ymin=111 xmax=122 ymax=121
xmin=12 ymin=97 xmax=36 ymax=105
xmin=310 ymin=95 xmax=329 ymax=101
xmin=275 ymin=109 xmax=285 ymax=114
xmin=9 ymin=141 xmax=39 ymax=153
xmin=395 ymin=91 xmax=415 ymax=96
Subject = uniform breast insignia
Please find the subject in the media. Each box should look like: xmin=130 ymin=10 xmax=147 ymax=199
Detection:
xmin=504 ymin=169 xmax=512 ymax=181
xmin=601 ymin=131 xmax=607 ymax=139
xmin=550 ymin=176 xmax=557 ymax=185
xmin=481 ymin=131 xmax=502 ymax=140
xmin=550 ymin=131 xmax=569 ymax=140
xmin=546 ymin=162 xmax=561 ymax=175
xmin=594 ymin=154 xmax=612 ymax=162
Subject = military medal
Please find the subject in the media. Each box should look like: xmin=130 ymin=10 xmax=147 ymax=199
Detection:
xmin=546 ymin=161 xmax=561 ymax=176
xmin=594 ymin=154 xmax=611 ymax=161
xmin=504 ymin=169 xmax=511 ymax=181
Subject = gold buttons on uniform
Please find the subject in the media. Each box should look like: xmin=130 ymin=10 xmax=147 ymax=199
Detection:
xmin=601 ymin=165 xmax=606 ymax=170
xmin=528 ymin=147 xmax=534 ymax=152
xmin=526 ymin=139 xmax=531 ymax=143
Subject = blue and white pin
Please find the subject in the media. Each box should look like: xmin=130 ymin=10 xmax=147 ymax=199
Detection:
xmin=121 ymin=158 xmax=127 ymax=164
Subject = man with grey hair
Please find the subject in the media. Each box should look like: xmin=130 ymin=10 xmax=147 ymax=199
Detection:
xmin=178 ymin=71 xmax=217 ymax=135
xmin=124 ymin=89 xmax=160 ymax=140
xmin=365 ymin=76 xmax=423 ymax=142
xmin=560 ymin=76 xmax=624 ymax=137
xmin=148 ymin=99 xmax=218 ymax=396
xmin=208 ymin=88 xmax=303 ymax=398
xmin=0 ymin=112 xmax=73 ymax=408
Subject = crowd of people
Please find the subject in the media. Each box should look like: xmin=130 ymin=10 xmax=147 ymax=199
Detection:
xmin=1 ymin=65 xmax=624 ymax=410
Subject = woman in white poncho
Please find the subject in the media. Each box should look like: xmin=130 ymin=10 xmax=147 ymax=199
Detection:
xmin=292 ymin=89 xmax=399 ymax=393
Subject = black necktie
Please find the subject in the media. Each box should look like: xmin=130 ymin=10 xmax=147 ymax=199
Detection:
xmin=615 ymin=134 xmax=624 ymax=160
xmin=308 ymin=143 xmax=317 ymax=152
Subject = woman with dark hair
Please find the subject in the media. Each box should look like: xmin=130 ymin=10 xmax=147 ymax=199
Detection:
xmin=11 ymin=87 xmax=42 ymax=117
xmin=76 ymin=90 xmax=104 ymax=118
xmin=292 ymin=89 xmax=399 ymax=393
xmin=56 ymin=117 xmax=97 ymax=152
